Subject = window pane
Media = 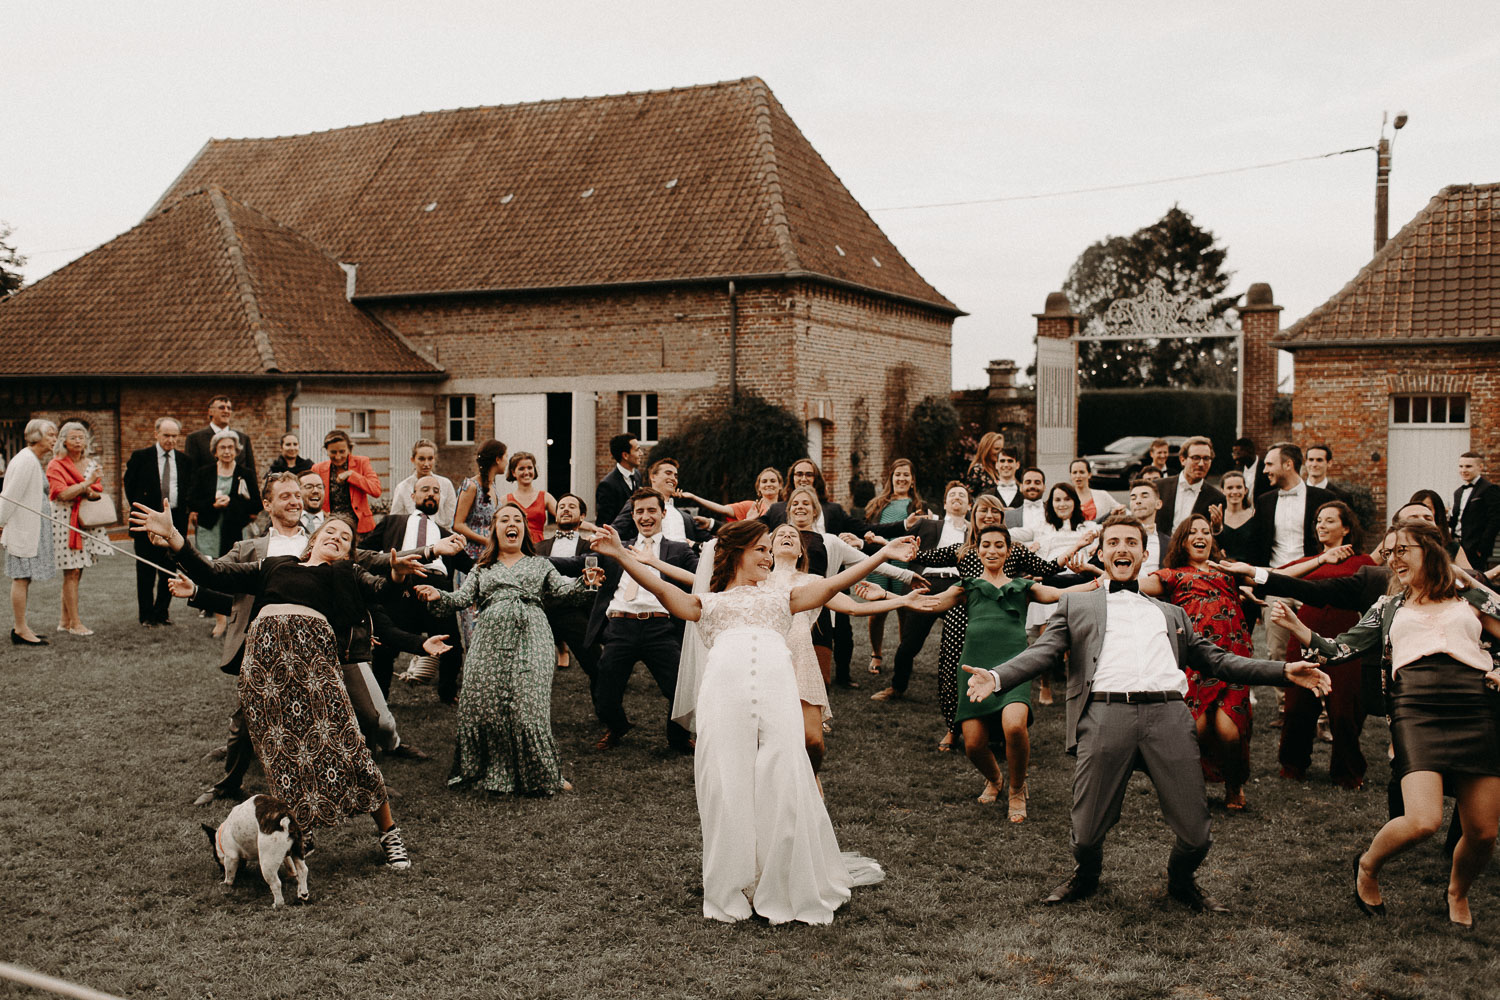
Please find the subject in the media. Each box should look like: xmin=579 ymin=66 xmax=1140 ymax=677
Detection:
xmin=626 ymin=394 xmax=641 ymax=418
xmin=1393 ymin=396 xmax=1409 ymax=423
xmin=645 ymin=393 xmax=658 ymax=418
xmin=1411 ymin=397 xmax=1428 ymax=423
xmin=1450 ymin=396 xmax=1467 ymax=423
xmin=1432 ymin=396 xmax=1448 ymax=422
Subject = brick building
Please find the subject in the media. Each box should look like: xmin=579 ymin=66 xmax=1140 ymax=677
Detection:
xmin=1278 ymin=182 xmax=1500 ymax=523
xmin=0 ymin=77 xmax=959 ymax=513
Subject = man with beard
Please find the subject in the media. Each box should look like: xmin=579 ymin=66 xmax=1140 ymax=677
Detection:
xmin=537 ymin=493 xmax=601 ymax=678
xmin=360 ymin=476 xmax=471 ymax=703
xmin=1004 ymin=468 xmax=1047 ymax=539
xmin=298 ymin=470 xmax=325 ymax=534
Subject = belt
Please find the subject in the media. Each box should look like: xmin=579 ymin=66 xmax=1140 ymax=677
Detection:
xmin=607 ymin=611 xmax=670 ymax=620
xmin=925 ymin=569 xmax=960 ymax=578
xmin=1089 ymin=690 xmax=1184 ymax=704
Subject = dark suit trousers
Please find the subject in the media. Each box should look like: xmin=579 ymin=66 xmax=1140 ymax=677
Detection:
xmin=890 ymin=606 xmax=941 ymax=693
xmin=594 ymin=617 xmax=691 ymax=748
xmin=548 ymin=606 xmax=601 ymax=679
xmin=1071 ymin=700 xmax=1211 ymax=874
xmin=133 ymin=531 xmax=175 ymax=623
xmin=372 ymin=601 xmax=464 ymax=702
xmin=831 ymin=613 xmax=854 ymax=682
xmin=1279 ymin=659 xmax=1366 ymax=785
xmin=216 ymin=705 xmax=254 ymax=796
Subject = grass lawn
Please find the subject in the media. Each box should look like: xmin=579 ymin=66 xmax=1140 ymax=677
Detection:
xmin=3 ymin=554 xmax=1497 ymax=999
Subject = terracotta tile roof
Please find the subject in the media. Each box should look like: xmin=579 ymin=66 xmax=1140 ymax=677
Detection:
xmin=0 ymin=188 xmax=442 ymax=377
xmin=150 ymin=78 xmax=959 ymax=313
xmin=1279 ymin=183 xmax=1500 ymax=346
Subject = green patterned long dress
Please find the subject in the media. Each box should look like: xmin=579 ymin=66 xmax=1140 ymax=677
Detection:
xmin=430 ymin=556 xmax=593 ymax=795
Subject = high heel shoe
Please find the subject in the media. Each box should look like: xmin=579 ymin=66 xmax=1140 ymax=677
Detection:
xmin=1353 ymin=852 xmax=1385 ymax=917
xmin=11 ymin=630 xmax=48 ymax=646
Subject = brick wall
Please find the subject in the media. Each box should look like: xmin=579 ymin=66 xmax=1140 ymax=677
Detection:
xmin=1291 ymin=343 xmax=1500 ymax=523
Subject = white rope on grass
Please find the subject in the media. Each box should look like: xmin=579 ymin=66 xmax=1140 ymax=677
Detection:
xmin=0 ymin=962 xmax=127 ymax=1000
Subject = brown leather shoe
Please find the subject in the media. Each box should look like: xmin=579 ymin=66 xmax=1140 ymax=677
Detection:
xmin=595 ymin=727 xmax=630 ymax=751
xmin=1168 ymin=878 xmax=1230 ymax=914
xmin=1041 ymin=871 xmax=1098 ymax=905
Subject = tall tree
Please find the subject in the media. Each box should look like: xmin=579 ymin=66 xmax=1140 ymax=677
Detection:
xmin=0 ymin=223 xmax=24 ymax=297
xmin=1062 ymin=206 xmax=1238 ymax=389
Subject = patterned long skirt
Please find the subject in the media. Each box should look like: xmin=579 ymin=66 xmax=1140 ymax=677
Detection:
xmin=239 ymin=610 xmax=387 ymax=829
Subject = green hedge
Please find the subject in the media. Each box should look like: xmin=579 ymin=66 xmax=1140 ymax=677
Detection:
xmin=650 ymin=393 xmax=806 ymax=503
xmin=1078 ymin=388 xmax=1237 ymax=472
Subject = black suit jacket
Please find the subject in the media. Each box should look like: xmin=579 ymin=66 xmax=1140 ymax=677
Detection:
xmin=359 ymin=513 xmax=472 ymax=580
xmin=1258 ymin=565 xmax=1391 ymax=615
xmin=184 ymin=426 xmax=256 ymax=478
xmin=1155 ymin=476 xmax=1226 ymax=530
xmin=551 ymin=537 xmax=698 ymax=646
xmin=1248 ymin=484 xmax=1336 ymax=567
xmin=122 ymin=445 xmax=191 ymax=534
xmin=594 ymin=467 xmax=638 ymax=529
xmin=1453 ymin=477 xmax=1500 ymax=569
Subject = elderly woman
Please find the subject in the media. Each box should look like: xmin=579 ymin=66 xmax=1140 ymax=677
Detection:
xmin=0 ymin=419 xmax=59 ymax=645
xmin=190 ymin=429 xmax=259 ymax=637
xmin=47 ymin=421 xmax=110 ymax=636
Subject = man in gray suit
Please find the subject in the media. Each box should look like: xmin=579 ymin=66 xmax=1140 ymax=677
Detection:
xmin=964 ymin=512 xmax=1331 ymax=912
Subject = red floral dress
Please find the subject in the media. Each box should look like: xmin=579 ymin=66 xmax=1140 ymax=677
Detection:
xmin=1151 ymin=565 xmax=1255 ymax=783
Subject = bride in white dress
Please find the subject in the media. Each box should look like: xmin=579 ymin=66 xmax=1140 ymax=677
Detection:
xmin=590 ymin=520 xmax=918 ymax=924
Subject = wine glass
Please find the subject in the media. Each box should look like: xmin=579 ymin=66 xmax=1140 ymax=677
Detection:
xmin=584 ymin=554 xmax=600 ymax=589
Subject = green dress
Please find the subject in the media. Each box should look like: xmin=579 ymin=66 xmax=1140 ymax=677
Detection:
xmin=954 ymin=577 xmax=1035 ymax=725
xmin=866 ymin=498 xmax=913 ymax=596
xmin=430 ymin=556 xmax=593 ymax=795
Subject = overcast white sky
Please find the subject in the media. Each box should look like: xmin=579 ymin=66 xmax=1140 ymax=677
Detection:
xmin=7 ymin=2 xmax=1498 ymax=388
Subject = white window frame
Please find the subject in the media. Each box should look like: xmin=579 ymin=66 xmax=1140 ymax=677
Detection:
xmin=1389 ymin=394 xmax=1469 ymax=428
xmin=623 ymin=392 xmax=659 ymax=445
xmin=349 ymin=409 xmax=373 ymax=439
xmin=447 ymin=395 xmax=476 ymax=445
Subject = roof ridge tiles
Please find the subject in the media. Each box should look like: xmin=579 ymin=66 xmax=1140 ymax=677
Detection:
xmin=208 ymin=187 xmax=280 ymax=373
xmin=746 ymin=79 xmax=799 ymax=271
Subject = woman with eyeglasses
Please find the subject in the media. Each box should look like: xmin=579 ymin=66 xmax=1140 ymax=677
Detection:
xmin=1273 ymin=519 xmax=1500 ymax=928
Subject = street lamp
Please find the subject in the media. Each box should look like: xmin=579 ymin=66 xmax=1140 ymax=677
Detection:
xmin=1374 ymin=110 xmax=1409 ymax=254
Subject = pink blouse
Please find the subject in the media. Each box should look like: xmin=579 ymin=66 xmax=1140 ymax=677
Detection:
xmin=1389 ymin=600 xmax=1490 ymax=674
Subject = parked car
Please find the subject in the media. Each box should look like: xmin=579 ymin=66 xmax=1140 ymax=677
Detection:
xmin=1084 ymin=435 xmax=1187 ymax=486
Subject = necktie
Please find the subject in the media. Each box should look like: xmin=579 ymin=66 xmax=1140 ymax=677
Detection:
xmin=623 ymin=536 xmax=651 ymax=602
xmin=1109 ymin=579 xmax=1140 ymax=594
xmin=416 ymin=513 xmax=429 ymax=550
xmin=159 ymin=452 xmax=172 ymax=507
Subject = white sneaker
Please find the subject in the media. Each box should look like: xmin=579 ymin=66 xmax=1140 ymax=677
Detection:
xmin=379 ymin=826 xmax=411 ymax=870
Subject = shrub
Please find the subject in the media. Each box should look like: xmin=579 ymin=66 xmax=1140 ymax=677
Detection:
xmin=897 ymin=395 xmax=963 ymax=501
xmin=650 ymin=393 xmax=806 ymax=503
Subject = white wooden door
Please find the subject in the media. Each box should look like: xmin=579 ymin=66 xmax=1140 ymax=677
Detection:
xmin=493 ymin=394 xmax=549 ymax=491
xmin=571 ymin=391 xmax=597 ymax=511
xmin=1387 ymin=425 xmax=1468 ymax=517
xmin=297 ymin=405 xmax=336 ymax=459
xmin=388 ymin=408 xmax=422 ymax=487
xmin=1035 ymin=337 xmax=1077 ymax=485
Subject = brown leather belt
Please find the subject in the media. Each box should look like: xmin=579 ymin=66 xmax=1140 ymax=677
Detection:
xmin=1089 ymin=690 xmax=1184 ymax=704
xmin=608 ymin=611 xmax=670 ymax=620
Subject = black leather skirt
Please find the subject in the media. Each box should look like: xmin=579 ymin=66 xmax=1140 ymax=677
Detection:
xmin=1390 ymin=655 xmax=1500 ymax=781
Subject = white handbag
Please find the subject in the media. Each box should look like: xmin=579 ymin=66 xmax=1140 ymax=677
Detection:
xmin=78 ymin=493 xmax=118 ymax=528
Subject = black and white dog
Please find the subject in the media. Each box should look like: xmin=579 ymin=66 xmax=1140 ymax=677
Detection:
xmin=201 ymin=794 xmax=310 ymax=908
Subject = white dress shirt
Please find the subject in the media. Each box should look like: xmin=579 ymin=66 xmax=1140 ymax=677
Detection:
xmin=548 ymin=530 xmax=583 ymax=559
xmin=265 ymin=527 xmax=308 ymax=558
xmin=1271 ymin=481 xmax=1308 ymax=567
xmin=388 ymin=474 xmax=458 ymax=529
xmin=1304 ymin=475 xmax=1329 ymax=490
xmin=1142 ymin=527 xmax=1162 ymax=574
xmin=400 ymin=512 xmax=447 ymax=575
xmin=1090 ymin=590 xmax=1188 ymax=694
xmin=616 ymin=463 xmax=638 ymax=492
xmin=1171 ymin=474 xmax=1202 ymax=530
xmin=924 ymin=517 xmax=968 ymax=580
xmin=301 ymin=510 xmax=325 ymax=534
xmin=1019 ymin=498 xmax=1046 ymax=532
xmin=606 ymin=531 xmax=668 ymax=615
xmin=155 ymin=444 xmax=181 ymax=509
xmin=1454 ymin=481 xmax=1476 ymax=538
xmin=660 ymin=500 xmax=688 ymax=543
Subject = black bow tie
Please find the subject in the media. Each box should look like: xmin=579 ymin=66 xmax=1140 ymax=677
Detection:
xmin=555 ymin=530 xmax=576 ymax=540
xmin=1108 ymin=580 xmax=1139 ymax=594
xmin=1459 ymin=483 xmax=1474 ymax=491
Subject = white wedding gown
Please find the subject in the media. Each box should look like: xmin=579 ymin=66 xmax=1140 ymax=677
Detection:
xmin=691 ymin=580 xmax=883 ymax=924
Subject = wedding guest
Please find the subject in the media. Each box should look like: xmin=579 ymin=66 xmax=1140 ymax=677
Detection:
xmin=388 ymin=439 xmax=457 ymax=529
xmin=595 ymin=433 xmax=642 ymax=527
xmin=536 ymin=493 xmax=600 ymax=677
xmin=1251 ymin=442 xmax=1335 ymax=660
xmin=267 ymin=433 xmax=313 ymax=478
xmin=47 ymin=421 xmax=108 ymax=636
xmin=864 ymin=458 xmax=923 ymax=675
xmin=992 ymin=450 xmax=1022 ymax=507
xmin=1231 ymin=437 xmax=1262 ymax=495
xmin=1004 ymin=468 xmax=1048 ymax=540
xmin=503 ymin=451 xmax=555 ymax=544
xmin=1139 ymin=466 xmax=1164 ymax=483
xmin=1303 ymin=444 xmax=1335 ymax=492
xmin=1213 ymin=470 xmax=1256 ymax=562
xmin=923 ymin=524 xmax=1097 ymax=820
xmin=1274 ymin=501 xmax=1374 ymax=789
xmin=1452 ymin=452 xmax=1500 ymax=571
xmin=298 ymin=471 xmax=325 ymax=534
xmin=1139 ymin=514 xmax=1257 ymax=809
xmin=963 ymin=431 xmax=1005 ymax=499
xmin=965 ymin=512 xmax=1330 ymax=911
xmin=0 ymin=419 xmax=58 ymax=645
xmin=122 ymin=417 xmax=191 ymax=627
xmin=453 ymin=439 xmax=506 ymax=647
xmin=1146 ymin=438 xmax=1172 ymax=478
xmin=679 ymin=466 xmax=781 ymax=522
xmin=1275 ymin=519 xmax=1500 ymax=928
xmin=1070 ymin=458 xmax=1120 ymax=521
xmin=132 ymin=503 xmax=419 ymax=870
xmin=190 ymin=431 xmax=259 ymax=638
xmin=183 ymin=394 xmax=255 ymax=479
xmin=1125 ymin=480 xmax=1170 ymax=574
xmin=312 ymin=430 xmax=381 ymax=536
xmin=611 ymin=457 xmax=713 ymax=546
xmin=416 ymin=502 xmax=601 ymax=795
xmin=1156 ymin=436 xmax=1225 ymax=532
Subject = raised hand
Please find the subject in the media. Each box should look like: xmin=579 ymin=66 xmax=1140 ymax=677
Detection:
xmin=1284 ymin=661 xmax=1332 ymax=697
xmin=881 ymin=535 xmax=918 ymax=563
xmin=1209 ymin=559 xmax=1256 ymax=578
xmin=1208 ymin=503 xmax=1224 ymax=530
xmin=391 ymin=549 xmax=427 ymax=580
xmin=838 ymin=532 xmax=864 ymax=548
xmin=422 ymin=634 xmax=453 ymax=656
xmin=412 ymin=584 xmax=442 ymax=602
xmin=904 ymin=592 xmax=945 ymax=613
xmin=589 ymin=523 xmax=626 ymax=559
xmin=128 ymin=502 xmax=177 ymax=545
xmin=166 ymin=572 xmax=195 ymax=598
xmin=853 ymin=581 xmax=886 ymax=601
xmin=581 ymin=565 xmax=606 ymax=588
xmin=1320 ymin=544 xmax=1355 ymax=564
xmin=433 ymin=533 xmax=466 ymax=556
xmin=961 ymin=664 xmax=996 ymax=702
xmin=908 ymin=574 xmax=931 ymax=594
xmin=1269 ymin=601 xmax=1312 ymax=643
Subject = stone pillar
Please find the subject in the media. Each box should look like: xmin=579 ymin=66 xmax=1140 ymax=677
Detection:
xmin=1238 ymin=282 xmax=1283 ymax=450
xmin=1034 ymin=291 xmax=1081 ymax=485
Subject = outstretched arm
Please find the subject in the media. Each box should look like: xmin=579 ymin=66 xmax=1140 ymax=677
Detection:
xmin=591 ymin=525 xmax=703 ymax=621
xmin=788 ymin=536 xmax=917 ymax=613
xmin=962 ymin=605 xmax=1073 ymax=701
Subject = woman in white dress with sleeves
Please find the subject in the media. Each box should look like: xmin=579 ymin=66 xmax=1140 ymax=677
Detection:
xmin=590 ymin=519 xmax=917 ymax=925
